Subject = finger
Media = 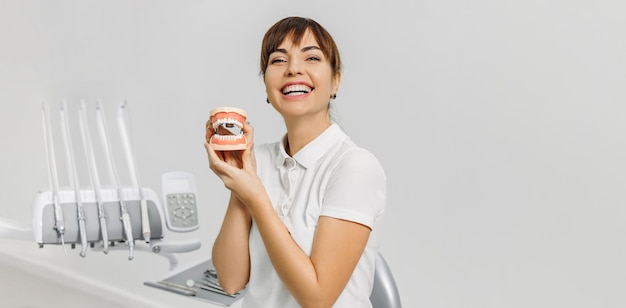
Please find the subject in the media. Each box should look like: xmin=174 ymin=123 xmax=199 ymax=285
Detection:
xmin=206 ymin=143 xmax=242 ymax=174
xmin=205 ymin=120 xmax=214 ymax=143
xmin=238 ymin=149 xmax=255 ymax=174
xmin=242 ymin=121 xmax=254 ymax=147
xmin=204 ymin=142 xmax=223 ymax=167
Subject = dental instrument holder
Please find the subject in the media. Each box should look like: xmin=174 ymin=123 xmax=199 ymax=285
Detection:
xmin=33 ymin=187 xmax=162 ymax=245
xmin=144 ymin=258 xmax=246 ymax=306
xmin=31 ymin=186 xmax=201 ymax=270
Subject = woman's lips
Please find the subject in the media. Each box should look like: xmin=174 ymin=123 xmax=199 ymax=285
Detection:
xmin=282 ymin=84 xmax=313 ymax=96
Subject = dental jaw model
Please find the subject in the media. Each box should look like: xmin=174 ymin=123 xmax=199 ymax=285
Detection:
xmin=208 ymin=107 xmax=247 ymax=151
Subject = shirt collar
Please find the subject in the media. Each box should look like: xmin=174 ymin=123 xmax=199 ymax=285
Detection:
xmin=274 ymin=123 xmax=348 ymax=169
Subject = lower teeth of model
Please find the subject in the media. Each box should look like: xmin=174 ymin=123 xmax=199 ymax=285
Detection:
xmin=215 ymin=134 xmax=244 ymax=140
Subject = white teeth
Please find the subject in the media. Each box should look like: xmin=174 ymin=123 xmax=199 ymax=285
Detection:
xmin=212 ymin=134 xmax=245 ymax=141
xmin=212 ymin=118 xmax=243 ymax=130
xmin=282 ymin=84 xmax=311 ymax=95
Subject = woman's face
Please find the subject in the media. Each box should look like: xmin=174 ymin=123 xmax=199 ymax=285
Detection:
xmin=264 ymin=29 xmax=340 ymax=122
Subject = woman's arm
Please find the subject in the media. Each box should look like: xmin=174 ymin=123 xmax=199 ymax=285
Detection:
xmin=211 ymin=193 xmax=252 ymax=295
xmin=248 ymin=197 xmax=371 ymax=308
xmin=205 ymin=120 xmax=252 ymax=294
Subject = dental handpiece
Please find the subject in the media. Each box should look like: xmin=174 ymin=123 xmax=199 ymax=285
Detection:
xmin=42 ymin=101 xmax=67 ymax=255
xmin=95 ymin=101 xmax=134 ymax=260
xmin=78 ymin=101 xmax=109 ymax=254
xmin=59 ymin=101 xmax=88 ymax=257
xmin=117 ymin=101 xmax=150 ymax=243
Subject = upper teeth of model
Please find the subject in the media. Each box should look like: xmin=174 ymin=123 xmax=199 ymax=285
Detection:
xmin=282 ymin=84 xmax=311 ymax=95
xmin=212 ymin=118 xmax=243 ymax=131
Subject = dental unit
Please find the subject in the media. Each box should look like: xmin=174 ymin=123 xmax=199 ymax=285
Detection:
xmin=1 ymin=100 xmax=202 ymax=270
xmin=1 ymin=100 xmax=246 ymax=306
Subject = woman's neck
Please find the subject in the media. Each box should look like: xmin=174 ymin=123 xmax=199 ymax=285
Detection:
xmin=284 ymin=117 xmax=331 ymax=156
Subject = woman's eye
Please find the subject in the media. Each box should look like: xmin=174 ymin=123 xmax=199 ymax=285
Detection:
xmin=307 ymin=56 xmax=321 ymax=62
xmin=270 ymin=58 xmax=286 ymax=64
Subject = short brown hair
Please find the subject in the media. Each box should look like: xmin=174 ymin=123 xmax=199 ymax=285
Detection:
xmin=260 ymin=17 xmax=341 ymax=77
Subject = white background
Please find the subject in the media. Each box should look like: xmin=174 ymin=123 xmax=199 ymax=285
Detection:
xmin=1 ymin=1 xmax=625 ymax=307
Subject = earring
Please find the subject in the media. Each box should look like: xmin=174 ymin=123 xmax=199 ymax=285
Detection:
xmin=330 ymin=94 xmax=337 ymax=99
xmin=266 ymin=98 xmax=270 ymax=104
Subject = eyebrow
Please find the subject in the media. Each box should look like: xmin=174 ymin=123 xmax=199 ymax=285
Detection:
xmin=272 ymin=45 xmax=322 ymax=55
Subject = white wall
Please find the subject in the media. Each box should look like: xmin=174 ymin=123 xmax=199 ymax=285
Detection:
xmin=1 ymin=1 xmax=625 ymax=307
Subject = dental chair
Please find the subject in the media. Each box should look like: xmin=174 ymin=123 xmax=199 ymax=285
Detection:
xmin=370 ymin=252 xmax=402 ymax=308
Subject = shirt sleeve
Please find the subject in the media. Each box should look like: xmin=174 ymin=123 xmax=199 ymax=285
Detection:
xmin=320 ymin=147 xmax=386 ymax=229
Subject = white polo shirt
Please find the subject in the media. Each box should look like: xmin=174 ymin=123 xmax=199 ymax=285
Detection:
xmin=243 ymin=123 xmax=387 ymax=308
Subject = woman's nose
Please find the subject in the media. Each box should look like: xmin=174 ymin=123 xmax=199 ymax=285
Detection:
xmin=286 ymin=59 xmax=302 ymax=76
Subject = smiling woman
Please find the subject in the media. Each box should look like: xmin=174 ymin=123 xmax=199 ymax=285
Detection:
xmin=205 ymin=16 xmax=387 ymax=308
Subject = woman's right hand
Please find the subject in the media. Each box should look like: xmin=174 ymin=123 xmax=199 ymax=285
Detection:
xmin=204 ymin=121 xmax=263 ymax=206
